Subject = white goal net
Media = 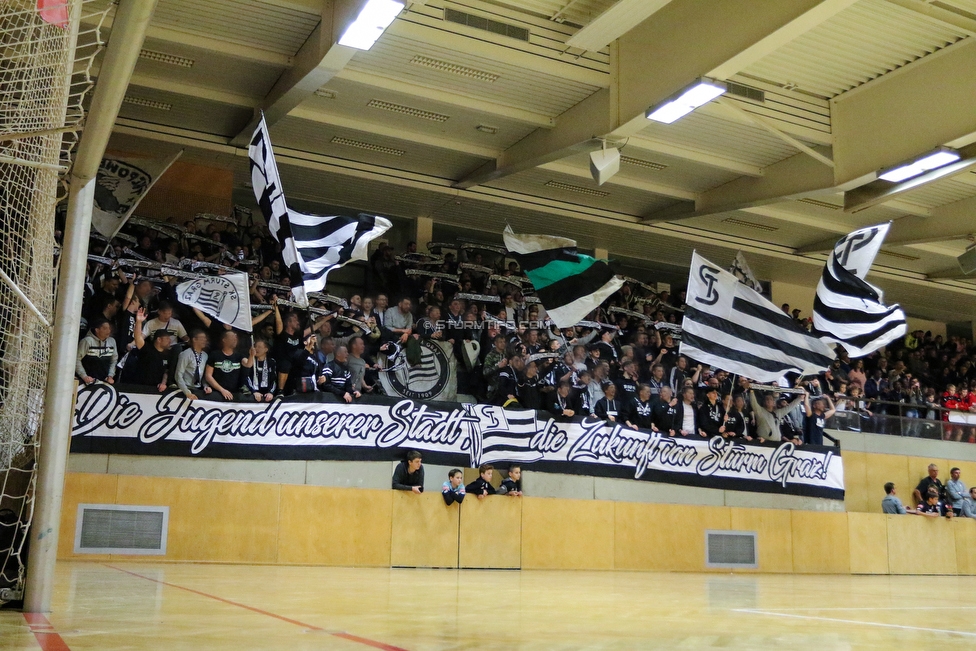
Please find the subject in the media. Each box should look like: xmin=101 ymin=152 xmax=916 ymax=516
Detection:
xmin=0 ymin=0 xmax=106 ymax=603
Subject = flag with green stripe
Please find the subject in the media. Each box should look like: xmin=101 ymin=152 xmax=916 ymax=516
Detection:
xmin=503 ymin=226 xmax=624 ymax=328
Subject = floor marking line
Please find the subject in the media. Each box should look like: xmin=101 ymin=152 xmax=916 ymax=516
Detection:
xmin=22 ymin=613 xmax=71 ymax=651
xmin=749 ymin=606 xmax=976 ymax=612
xmin=104 ymin=564 xmax=410 ymax=651
xmin=733 ymin=608 xmax=976 ymax=637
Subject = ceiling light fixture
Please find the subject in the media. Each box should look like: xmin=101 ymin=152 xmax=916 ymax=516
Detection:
xmin=338 ymin=0 xmax=404 ymax=51
xmin=646 ymin=77 xmax=727 ymax=124
xmin=878 ymin=147 xmax=961 ymax=183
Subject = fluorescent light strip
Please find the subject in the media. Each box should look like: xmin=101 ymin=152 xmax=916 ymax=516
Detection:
xmin=545 ymin=180 xmax=609 ymax=197
xmin=647 ymin=79 xmax=727 ymax=124
xmin=122 ymin=96 xmax=172 ymax=111
xmin=331 ymin=136 xmax=404 ymax=156
xmin=366 ymin=99 xmax=449 ymax=122
xmin=139 ymin=49 xmax=194 ymax=67
xmin=620 ymin=155 xmax=667 ymax=171
xmin=879 ymin=148 xmax=961 ymax=182
xmin=722 ymin=217 xmax=777 ymax=232
xmin=410 ymin=55 xmax=500 ymax=82
xmin=338 ymin=0 xmax=404 ymax=50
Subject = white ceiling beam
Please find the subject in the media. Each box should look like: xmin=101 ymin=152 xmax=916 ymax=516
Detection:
xmin=333 ymin=69 xmax=555 ymax=128
xmin=741 ymin=205 xmax=850 ymax=234
xmin=82 ymin=12 xmax=294 ymax=67
xmin=642 ymin=149 xmax=836 ymax=223
xmin=109 ymin=117 xmax=976 ymax=304
xmin=884 ymin=0 xmax=976 ymax=36
xmin=565 ymin=0 xmax=675 ymax=52
xmin=539 ymin=160 xmax=697 ymax=201
xmin=121 ymin=70 xmax=261 ymax=108
xmin=612 ymin=0 xmax=859 ymax=138
xmin=289 ymin=106 xmax=500 ymax=158
xmin=624 ymin=135 xmax=763 ymax=177
xmin=228 ymin=0 xmax=370 ymax=146
xmin=456 ymin=0 xmax=853 ymax=189
xmin=831 ymin=38 xmax=976 ymax=186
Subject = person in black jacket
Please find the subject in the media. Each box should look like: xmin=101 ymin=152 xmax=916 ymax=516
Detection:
xmin=547 ymin=381 xmax=578 ymax=420
xmin=466 ymin=464 xmax=496 ymax=499
xmin=392 ymin=450 xmax=424 ymax=493
xmin=614 ymin=360 xmax=640 ymax=402
xmin=284 ymin=333 xmax=327 ymax=395
xmin=723 ymin=393 xmax=750 ymax=440
xmin=697 ymin=385 xmax=726 ymax=438
xmin=324 ymin=345 xmax=361 ymax=403
xmin=622 ymin=384 xmax=654 ymax=430
xmin=245 ymin=338 xmax=277 ymax=402
xmin=492 ymin=354 xmax=522 ymax=407
xmin=594 ymin=382 xmax=621 ymax=423
xmin=651 ymin=386 xmax=679 ymax=435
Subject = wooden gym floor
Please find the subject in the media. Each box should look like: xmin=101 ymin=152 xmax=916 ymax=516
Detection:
xmin=3 ymin=563 xmax=976 ymax=650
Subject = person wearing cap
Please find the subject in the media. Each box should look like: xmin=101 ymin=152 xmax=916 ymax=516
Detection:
xmin=697 ymin=384 xmax=727 ymax=438
xmin=133 ymin=308 xmax=179 ymax=392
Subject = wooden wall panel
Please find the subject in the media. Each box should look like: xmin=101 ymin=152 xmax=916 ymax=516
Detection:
xmin=458 ymin=495 xmax=521 ymax=569
xmin=615 ymin=503 xmax=730 ymax=572
xmin=887 ymin=514 xmax=957 ymax=574
xmin=390 ymin=491 xmax=459 ymax=568
xmin=842 ymin=451 xmax=869 ymax=513
xmin=791 ymin=511 xmax=850 ymax=574
xmin=863 ymin=452 xmax=910 ymax=513
xmin=952 ymin=519 xmax=976 ymax=575
xmin=521 ymin=497 xmax=614 ymax=570
xmin=113 ymin=475 xmax=280 ymax=563
xmin=277 ymin=485 xmax=392 ymax=567
xmin=57 ymin=472 xmax=120 ymax=561
xmin=730 ymin=508 xmax=793 ymax=573
xmin=848 ymin=512 xmax=889 ymax=574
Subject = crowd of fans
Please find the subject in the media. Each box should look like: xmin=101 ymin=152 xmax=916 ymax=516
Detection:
xmin=75 ymin=214 xmax=976 ymax=445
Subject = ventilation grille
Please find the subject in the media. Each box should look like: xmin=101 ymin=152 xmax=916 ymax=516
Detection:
xmin=545 ymin=180 xmax=609 ymax=197
xmin=444 ymin=8 xmax=530 ymax=42
xmin=139 ymin=49 xmax=194 ymax=67
xmin=722 ymin=217 xmax=778 ymax=232
xmin=476 ymin=124 xmax=498 ymax=134
xmin=878 ymin=249 xmax=920 ymax=262
xmin=122 ymin=96 xmax=172 ymax=111
xmin=367 ymin=99 xmax=449 ymax=122
xmin=706 ymin=531 xmax=757 ymax=568
xmin=411 ymin=55 xmax=499 ymax=82
xmin=621 ymin=156 xmax=667 ymax=171
xmin=798 ymin=198 xmax=842 ymax=210
xmin=726 ymin=81 xmax=765 ymax=103
xmin=74 ymin=505 xmax=168 ymax=555
xmin=331 ymin=137 xmax=405 ymax=156
xmin=314 ymin=88 xmax=337 ymax=100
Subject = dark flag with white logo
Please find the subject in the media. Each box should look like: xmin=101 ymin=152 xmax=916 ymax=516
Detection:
xmin=680 ymin=252 xmax=835 ymax=382
xmin=248 ymin=115 xmax=391 ymax=305
xmin=813 ymin=223 xmax=906 ymax=357
xmin=502 ymin=225 xmax=624 ymax=328
xmin=91 ymin=152 xmax=182 ymax=239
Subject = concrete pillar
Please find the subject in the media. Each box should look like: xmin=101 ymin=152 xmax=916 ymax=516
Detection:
xmin=415 ymin=216 xmax=433 ymax=251
xmin=594 ymin=247 xmax=609 ymax=260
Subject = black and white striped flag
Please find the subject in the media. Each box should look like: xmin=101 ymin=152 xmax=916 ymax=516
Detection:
xmin=813 ymin=224 xmax=906 ymax=357
xmin=248 ymin=115 xmax=391 ymax=305
xmin=680 ymin=252 xmax=835 ymax=382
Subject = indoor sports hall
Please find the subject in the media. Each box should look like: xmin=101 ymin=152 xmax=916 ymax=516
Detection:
xmin=5 ymin=1 xmax=976 ymax=649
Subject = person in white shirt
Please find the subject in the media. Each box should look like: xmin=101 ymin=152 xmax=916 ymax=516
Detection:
xmin=141 ymin=301 xmax=188 ymax=347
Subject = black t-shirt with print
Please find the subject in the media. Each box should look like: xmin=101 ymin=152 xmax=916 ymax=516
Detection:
xmin=208 ymin=350 xmax=246 ymax=392
xmin=134 ymin=344 xmax=176 ymax=387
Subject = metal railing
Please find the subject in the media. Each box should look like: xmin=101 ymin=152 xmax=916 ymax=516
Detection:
xmin=825 ymin=395 xmax=976 ymax=442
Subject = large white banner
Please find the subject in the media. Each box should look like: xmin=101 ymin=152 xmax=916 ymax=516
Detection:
xmin=176 ymin=272 xmax=252 ymax=332
xmin=71 ymin=386 xmax=845 ymax=499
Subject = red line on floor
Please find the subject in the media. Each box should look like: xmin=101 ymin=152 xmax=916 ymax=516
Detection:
xmin=104 ymin=564 xmax=409 ymax=651
xmin=22 ymin=613 xmax=71 ymax=651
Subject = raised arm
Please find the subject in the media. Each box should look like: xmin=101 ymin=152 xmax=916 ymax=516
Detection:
xmin=192 ymin=306 xmax=212 ymax=328
xmin=133 ymin=308 xmax=147 ymax=349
